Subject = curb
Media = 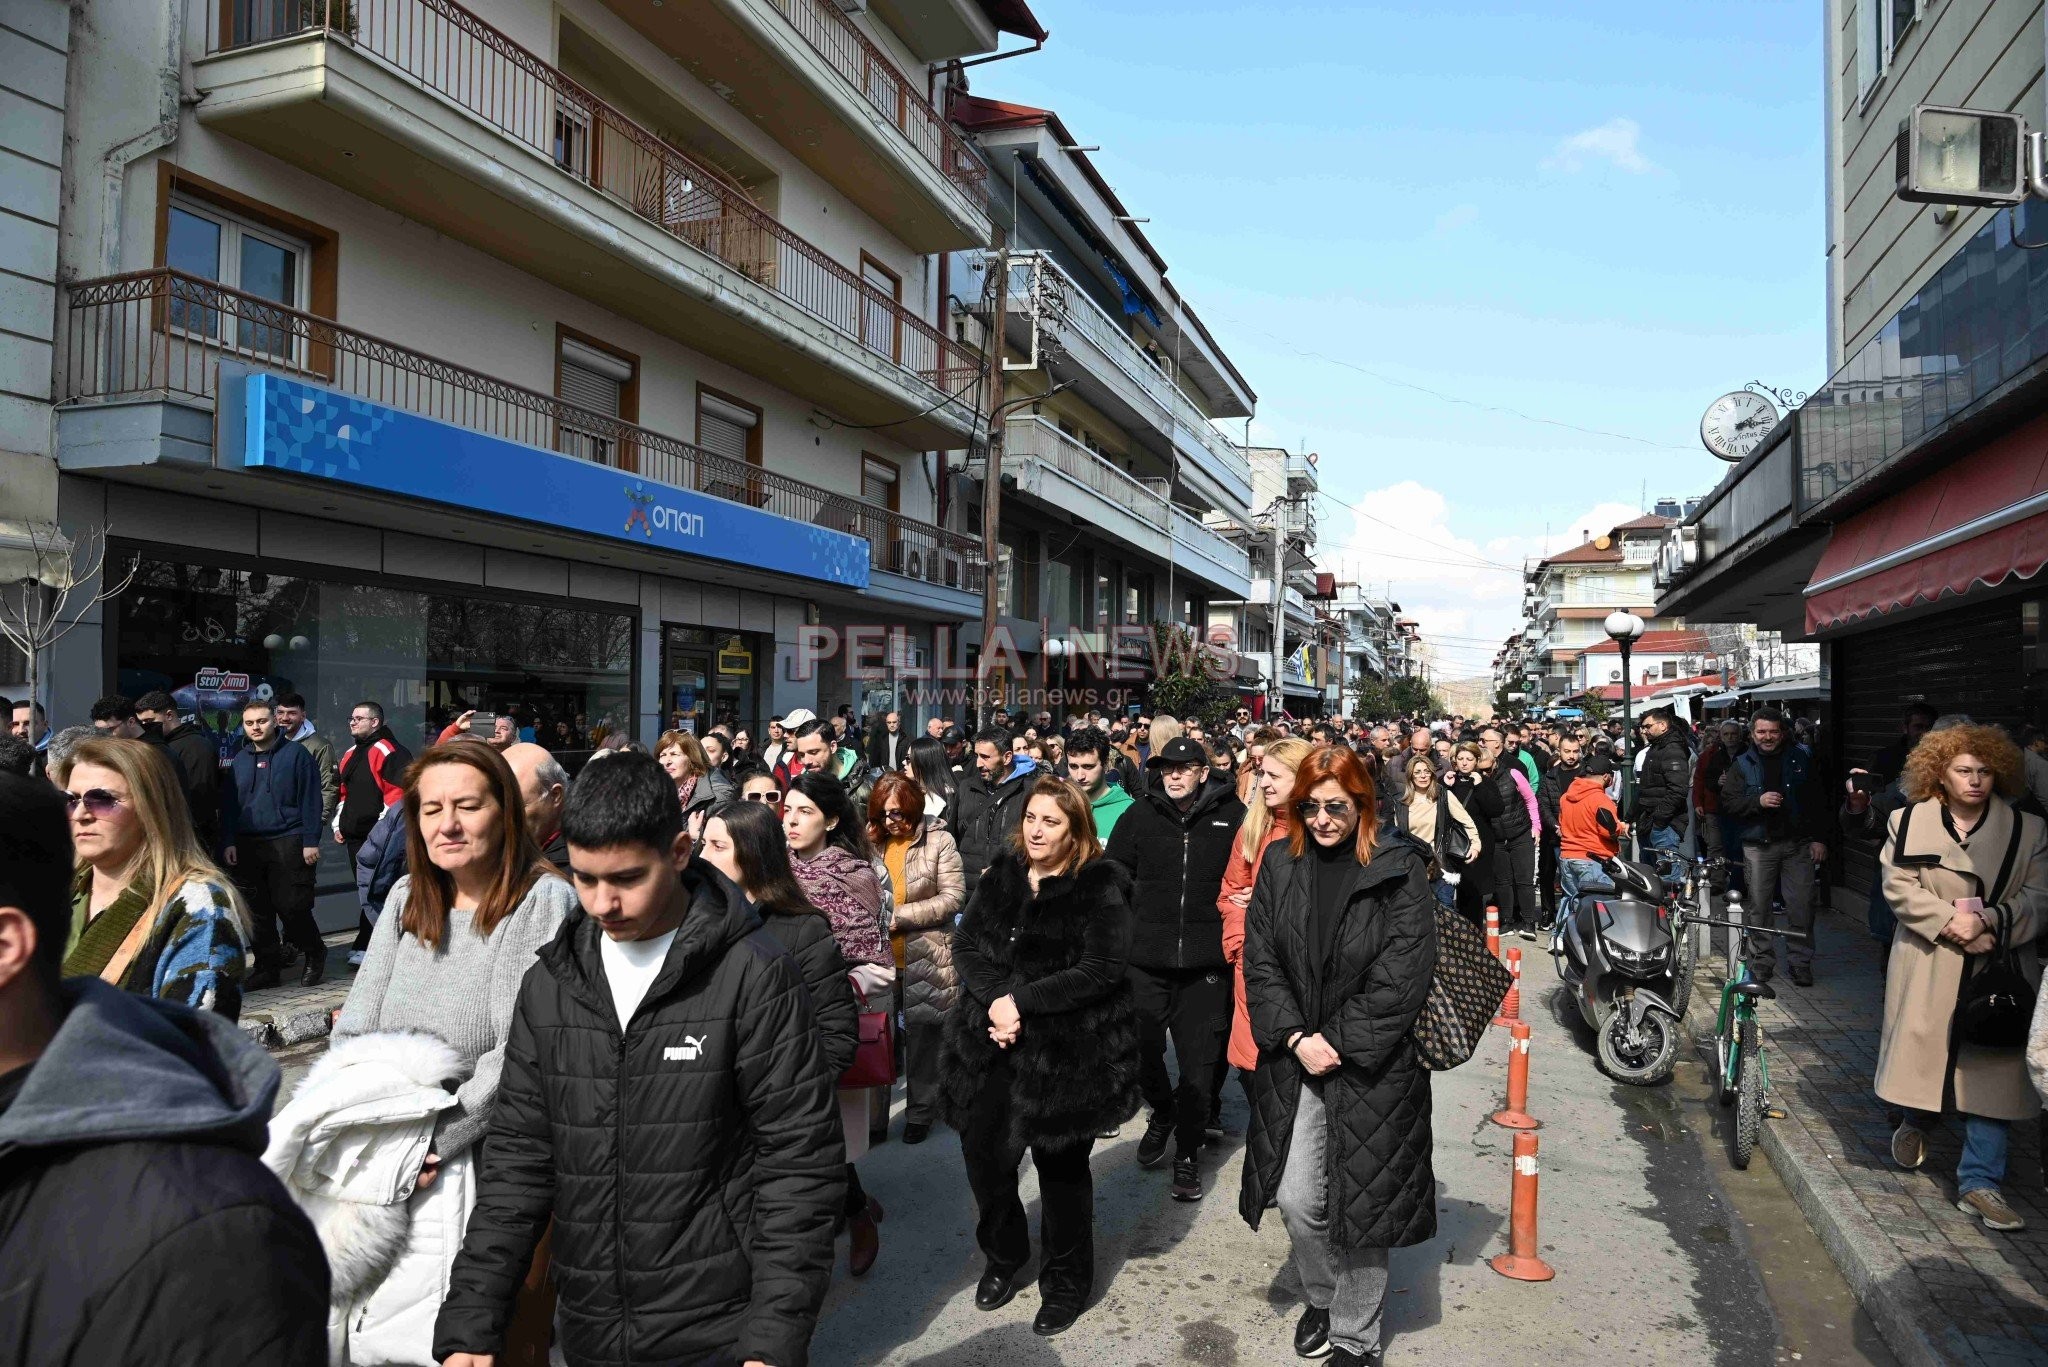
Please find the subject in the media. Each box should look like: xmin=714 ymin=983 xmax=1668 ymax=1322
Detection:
xmin=1680 ymin=987 xmax=1966 ymax=1367
xmin=239 ymin=1007 xmax=337 ymax=1052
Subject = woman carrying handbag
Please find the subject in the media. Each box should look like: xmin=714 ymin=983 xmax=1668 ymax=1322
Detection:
xmin=1881 ymin=724 xmax=2048 ymax=1235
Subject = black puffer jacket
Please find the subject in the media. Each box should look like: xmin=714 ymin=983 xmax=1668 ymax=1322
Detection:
xmin=1633 ymin=731 xmax=1693 ymax=831
xmin=939 ymin=853 xmax=1141 ymax=1150
xmin=1103 ymin=772 xmax=1246 ymax=971
xmin=158 ymin=720 xmax=222 ymax=851
xmin=1239 ymin=839 xmax=1438 ymax=1252
xmin=0 ymin=979 xmax=327 ymax=1367
xmin=1537 ymin=759 xmax=1580 ymax=836
xmin=434 ymin=866 xmax=845 ymax=1367
xmin=953 ymin=762 xmax=1034 ymax=899
xmin=760 ymin=904 xmax=859 ymax=1077
xmin=1485 ymin=764 xmax=1531 ymax=841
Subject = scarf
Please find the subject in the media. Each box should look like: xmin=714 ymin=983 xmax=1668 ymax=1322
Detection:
xmin=64 ymin=866 xmax=157 ymax=986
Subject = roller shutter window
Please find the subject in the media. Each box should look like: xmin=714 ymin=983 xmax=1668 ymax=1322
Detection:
xmin=1833 ymin=596 xmax=2024 ymax=895
xmin=697 ymin=392 xmax=759 ymax=505
xmin=557 ymin=337 xmax=631 ymax=466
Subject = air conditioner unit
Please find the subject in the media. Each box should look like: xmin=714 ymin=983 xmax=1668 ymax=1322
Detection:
xmin=890 ymin=540 xmax=925 ymax=581
xmin=940 ymin=550 xmax=966 ymax=588
xmin=1609 ymin=670 xmax=1622 ymax=682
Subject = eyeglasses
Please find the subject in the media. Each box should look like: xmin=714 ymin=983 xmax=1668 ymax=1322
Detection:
xmin=65 ymin=788 xmax=124 ymax=817
xmin=742 ymin=790 xmax=780 ymax=804
xmin=882 ymin=810 xmax=914 ymax=826
xmin=1294 ymin=799 xmax=1356 ymax=820
xmin=349 ymin=714 xmax=377 ymax=725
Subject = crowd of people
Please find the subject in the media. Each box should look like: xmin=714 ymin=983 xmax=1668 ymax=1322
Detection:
xmin=10 ymin=680 xmax=2048 ymax=1364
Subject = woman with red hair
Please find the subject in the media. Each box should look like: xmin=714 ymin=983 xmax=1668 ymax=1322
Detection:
xmin=1237 ymin=745 xmax=1440 ymax=1367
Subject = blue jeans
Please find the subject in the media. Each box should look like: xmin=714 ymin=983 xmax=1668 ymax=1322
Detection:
xmin=1559 ymin=858 xmax=1613 ymax=920
xmin=1907 ymin=1109 xmax=2010 ymax=1194
xmin=1642 ymin=822 xmax=1683 ymax=852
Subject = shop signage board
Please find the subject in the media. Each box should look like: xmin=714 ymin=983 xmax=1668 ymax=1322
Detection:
xmin=222 ymin=370 xmax=871 ymax=589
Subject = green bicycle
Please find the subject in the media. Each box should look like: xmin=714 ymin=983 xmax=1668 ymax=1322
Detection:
xmin=1697 ymin=887 xmax=1810 ymax=1170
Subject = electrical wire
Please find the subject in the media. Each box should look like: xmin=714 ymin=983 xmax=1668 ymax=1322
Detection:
xmin=1207 ymin=312 xmax=1697 ymax=452
xmin=1311 ymin=490 xmax=1527 ymax=572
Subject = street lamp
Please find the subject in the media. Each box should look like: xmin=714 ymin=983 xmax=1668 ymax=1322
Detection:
xmin=1604 ymin=610 xmax=1646 ymax=817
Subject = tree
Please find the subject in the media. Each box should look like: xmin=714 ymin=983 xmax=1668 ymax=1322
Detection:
xmin=1349 ymin=674 xmax=1395 ymax=722
xmin=1146 ymin=621 xmax=1234 ymax=731
xmin=1388 ymin=675 xmax=1444 ymax=720
xmin=0 ymin=522 xmax=138 ymax=723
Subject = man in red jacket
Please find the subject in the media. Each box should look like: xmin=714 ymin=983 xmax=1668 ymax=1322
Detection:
xmin=334 ymin=701 xmax=412 ymax=960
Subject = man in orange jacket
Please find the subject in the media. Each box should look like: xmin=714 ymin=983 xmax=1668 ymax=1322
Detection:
xmin=1557 ymin=754 xmax=1628 ymax=924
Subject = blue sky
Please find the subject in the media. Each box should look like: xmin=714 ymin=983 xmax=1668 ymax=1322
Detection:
xmin=981 ymin=0 xmax=1826 ymax=677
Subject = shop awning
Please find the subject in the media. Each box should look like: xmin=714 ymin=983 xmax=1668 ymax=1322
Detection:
xmin=1804 ymin=413 xmax=2048 ymax=633
xmin=1743 ymin=672 xmax=1825 ymax=701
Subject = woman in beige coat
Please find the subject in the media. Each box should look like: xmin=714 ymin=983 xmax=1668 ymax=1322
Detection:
xmin=1878 ymin=723 xmax=2048 ymax=1233
xmin=870 ymin=772 xmax=966 ymax=1145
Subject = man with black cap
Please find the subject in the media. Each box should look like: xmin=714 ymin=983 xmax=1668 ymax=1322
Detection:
xmin=0 ymin=772 xmax=328 ymax=1364
xmin=941 ymin=724 xmax=970 ymax=781
xmin=1558 ymin=752 xmax=1625 ymax=923
xmin=1104 ymin=735 xmax=1245 ymax=1202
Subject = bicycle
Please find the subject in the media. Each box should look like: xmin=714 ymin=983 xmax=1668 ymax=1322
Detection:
xmin=1694 ymin=888 xmax=1811 ymax=1169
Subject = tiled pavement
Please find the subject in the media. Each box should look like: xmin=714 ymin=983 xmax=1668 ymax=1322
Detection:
xmin=1684 ymin=903 xmax=2048 ymax=1366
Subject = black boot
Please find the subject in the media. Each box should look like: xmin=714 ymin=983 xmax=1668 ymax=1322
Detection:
xmin=300 ymin=941 xmax=327 ymax=987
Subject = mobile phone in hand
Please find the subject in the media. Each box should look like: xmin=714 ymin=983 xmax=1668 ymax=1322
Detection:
xmin=466 ymin=711 xmax=498 ymax=736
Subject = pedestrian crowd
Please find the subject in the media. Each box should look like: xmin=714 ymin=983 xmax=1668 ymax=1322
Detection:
xmin=10 ymin=682 xmax=2048 ymax=1365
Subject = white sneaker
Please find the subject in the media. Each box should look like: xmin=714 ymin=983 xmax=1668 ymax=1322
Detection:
xmin=347 ymin=950 xmax=366 ymax=967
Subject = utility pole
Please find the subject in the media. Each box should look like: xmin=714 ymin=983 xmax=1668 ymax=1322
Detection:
xmin=1270 ymin=501 xmax=1285 ymax=720
xmin=976 ymin=226 xmax=1009 ymax=729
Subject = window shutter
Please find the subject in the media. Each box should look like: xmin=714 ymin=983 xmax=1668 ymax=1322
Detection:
xmin=558 ymin=358 xmax=622 ymax=419
xmin=1856 ymin=0 xmax=1879 ymax=98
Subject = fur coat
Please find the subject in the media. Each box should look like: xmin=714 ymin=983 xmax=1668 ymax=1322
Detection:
xmin=938 ymin=852 xmax=1141 ymax=1151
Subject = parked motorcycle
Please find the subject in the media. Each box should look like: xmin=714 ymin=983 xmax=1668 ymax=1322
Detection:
xmin=1551 ymin=854 xmax=1683 ymax=1085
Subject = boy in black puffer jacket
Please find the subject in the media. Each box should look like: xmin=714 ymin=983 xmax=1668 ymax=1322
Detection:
xmin=435 ymin=752 xmax=843 ymax=1367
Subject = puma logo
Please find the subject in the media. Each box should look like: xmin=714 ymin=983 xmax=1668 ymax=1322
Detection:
xmin=663 ymin=1036 xmax=707 ymax=1062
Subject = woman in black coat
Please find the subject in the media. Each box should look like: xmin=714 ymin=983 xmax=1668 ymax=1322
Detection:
xmin=1446 ymin=741 xmax=1502 ymax=927
xmin=1239 ymin=745 xmax=1439 ymax=1367
xmin=939 ymin=776 xmax=1139 ymax=1338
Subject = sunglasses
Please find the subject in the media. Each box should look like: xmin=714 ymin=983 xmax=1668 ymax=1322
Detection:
xmin=65 ymin=788 xmax=124 ymax=817
xmin=881 ymin=810 xmax=915 ymax=826
xmin=741 ymin=790 xmax=780 ymax=803
xmin=1294 ymin=799 xmax=1356 ymax=820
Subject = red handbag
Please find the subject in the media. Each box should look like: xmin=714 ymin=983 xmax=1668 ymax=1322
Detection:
xmin=839 ymin=981 xmax=897 ymax=1088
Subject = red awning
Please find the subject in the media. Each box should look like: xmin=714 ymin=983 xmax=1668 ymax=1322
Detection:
xmin=1804 ymin=411 xmax=2048 ymax=634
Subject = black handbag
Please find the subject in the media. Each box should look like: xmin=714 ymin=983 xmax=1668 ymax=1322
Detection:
xmin=1411 ymin=895 xmax=1512 ymax=1071
xmin=1953 ymin=817 xmax=2032 ymax=1051
xmin=1436 ymin=790 xmax=1473 ymax=867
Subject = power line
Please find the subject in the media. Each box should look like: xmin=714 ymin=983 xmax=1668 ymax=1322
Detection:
xmin=1211 ymin=313 xmax=1697 ymax=452
xmin=1312 ymin=491 xmax=1526 ymax=572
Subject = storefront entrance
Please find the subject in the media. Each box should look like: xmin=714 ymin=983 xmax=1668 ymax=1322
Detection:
xmin=661 ymin=625 xmax=763 ymax=740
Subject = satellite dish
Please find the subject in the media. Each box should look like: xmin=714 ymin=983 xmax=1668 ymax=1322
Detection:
xmin=1593 ymin=535 xmax=1612 ymax=551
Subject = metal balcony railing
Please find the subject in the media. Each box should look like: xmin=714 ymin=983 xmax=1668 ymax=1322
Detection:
xmin=1001 ymin=251 xmax=1249 ymax=486
xmin=995 ymin=418 xmax=1249 ymax=581
xmin=206 ymin=0 xmax=981 ymax=410
xmin=61 ymin=269 xmax=984 ymax=589
xmin=759 ymin=0 xmax=986 ymax=206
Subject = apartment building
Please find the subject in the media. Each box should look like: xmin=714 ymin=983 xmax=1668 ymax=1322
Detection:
xmin=1322 ymin=585 xmax=1399 ymax=713
xmin=1660 ymin=0 xmax=2048 ymax=900
xmin=948 ymin=94 xmax=1260 ymax=716
xmin=20 ymin=0 xmax=1047 ymax=747
xmin=1518 ymin=511 xmax=1680 ymax=699
xmin=1205 ymin=446 xmax=1318 ymax=716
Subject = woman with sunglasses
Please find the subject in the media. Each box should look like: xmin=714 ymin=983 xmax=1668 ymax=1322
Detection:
xmin=785 ymin=770 xmax=894 ymax=1276
xmin=58 ymin=737 xmax=250 ymax=1019
xmin=902 ymin=736 xmax=956 ymax=828
xmin=1218 ymin=737 xmax=1313 ymax=1094
xmin=733 ymin=763 xmax=783 ymax=815
xmin=867 ymin=773 xmax=963 ymax=1145
xmin=1239 ymin=745 xmax=1439 ymax=1367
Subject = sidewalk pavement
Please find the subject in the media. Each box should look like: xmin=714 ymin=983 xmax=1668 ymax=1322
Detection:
xmin=1683 ymin=903 xmax=2048 ymax=1367
xmin=239 ymin=930 xmax=358 ymax=1048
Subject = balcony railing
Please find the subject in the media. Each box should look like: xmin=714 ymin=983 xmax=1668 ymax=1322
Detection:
xmin=206 ymin=0 xmax=980 ymax=410
xmin=760 ymin=0 xmax=986 ymax=206
xmin=61 ymin=269 xmax=983 ymax=589
xmin=996 ymin=418 xmax=1249 ymax=581
xmin=1003 ymin=251 xmax=1249 ymax=487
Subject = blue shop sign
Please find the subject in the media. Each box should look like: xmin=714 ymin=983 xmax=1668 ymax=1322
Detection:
xmin=223 ymin=370 xmax=870 ymax=588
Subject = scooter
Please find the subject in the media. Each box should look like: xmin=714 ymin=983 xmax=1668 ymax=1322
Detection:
xmin=1551 ymin=853 xmax=1683 ymax=1085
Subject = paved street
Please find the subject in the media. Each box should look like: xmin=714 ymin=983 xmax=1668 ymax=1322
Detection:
xmin=798 ymin=951 xmax=1886 ymax=1366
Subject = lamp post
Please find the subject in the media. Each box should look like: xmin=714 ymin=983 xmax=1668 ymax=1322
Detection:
xmin=1605 ymin=610 xmax=1646 ymax=817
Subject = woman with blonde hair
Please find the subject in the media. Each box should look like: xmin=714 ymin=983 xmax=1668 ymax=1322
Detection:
xmin=1879 ymin=724 xmax=2048 ymax=1233
xmin=58 ymin=736 xmax=249 ymax=1018
xmin=1218 ymin=737 xmax=1314 ymax=1084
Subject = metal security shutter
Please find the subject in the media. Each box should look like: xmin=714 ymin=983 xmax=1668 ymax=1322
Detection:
xmin=696 ymin=393 xmax=759 ymax=503
xmin=1834 ymin=596 xmax=2024 ymax=894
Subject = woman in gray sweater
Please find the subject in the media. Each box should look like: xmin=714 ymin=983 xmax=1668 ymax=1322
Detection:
xmin=334 ymin=742 xmax=575 ymax=1181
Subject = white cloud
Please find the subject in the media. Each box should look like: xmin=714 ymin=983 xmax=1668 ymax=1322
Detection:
xmin=1545 ymin=117 xmax=1657 ymax=175
xmin=1317 ymin=484 xmax=1649 ymax=685
xmin=1433 ymin=203 xmax=1480 ymax=235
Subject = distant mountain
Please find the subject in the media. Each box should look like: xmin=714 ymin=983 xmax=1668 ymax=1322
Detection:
xmin=1437 ymin=676 xmax=1494 ymax=716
